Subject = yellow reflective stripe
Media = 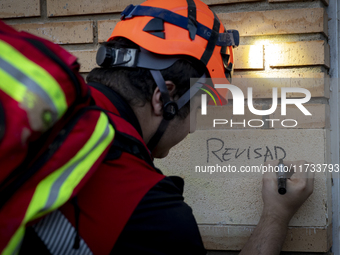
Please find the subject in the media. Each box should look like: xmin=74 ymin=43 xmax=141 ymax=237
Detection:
xmin=2 ymin=112 xmax=115 ymax=254
xmin=29 ymin=112 xmax=114 ymax=219
xmin=0 ymin=68 xmax=26 ymax=103
xmin=0 ymin=40 xmax=67 ymax=118
xmin=1 ymin=226 xmax=24 ymax=255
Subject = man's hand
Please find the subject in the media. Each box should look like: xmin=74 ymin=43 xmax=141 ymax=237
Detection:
xmin=262 ymin=160 xmax=315 ymax=225
xmin=239 ymin=160 xmax=315 ymax=255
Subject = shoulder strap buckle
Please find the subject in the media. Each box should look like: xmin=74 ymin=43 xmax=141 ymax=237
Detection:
xmin=218 ymin=30 xmax=240 ymax=48
xmin=121 ymin=4 xmax=138 ymax=20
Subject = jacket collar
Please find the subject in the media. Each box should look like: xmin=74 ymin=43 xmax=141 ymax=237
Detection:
xmin=87 ymin=82 xmax=144 ymax=139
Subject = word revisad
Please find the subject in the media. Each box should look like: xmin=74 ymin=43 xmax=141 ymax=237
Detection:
xmin=206 ymin=138 xmax=286 ymax=163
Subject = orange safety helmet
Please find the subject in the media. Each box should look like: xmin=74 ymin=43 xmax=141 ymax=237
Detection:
xmin=108 ymin=0 xmax=239 ymax=98
xmin=98 ymin=0 xmax=239 ymax=151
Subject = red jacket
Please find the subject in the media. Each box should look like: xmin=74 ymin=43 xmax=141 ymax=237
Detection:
xmin=19 ymin=83 xmax=206 ymax=255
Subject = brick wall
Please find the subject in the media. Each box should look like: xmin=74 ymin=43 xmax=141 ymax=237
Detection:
xmin=1 ymin=0 xmax=332 ymax=253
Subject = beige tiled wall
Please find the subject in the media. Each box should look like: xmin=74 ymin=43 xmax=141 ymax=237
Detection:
xmin=156 ymin=129 xmax=331 ymax=252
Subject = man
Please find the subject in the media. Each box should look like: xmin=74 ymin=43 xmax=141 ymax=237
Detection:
xmin=19 ymin=0 xmax=314 ymax=254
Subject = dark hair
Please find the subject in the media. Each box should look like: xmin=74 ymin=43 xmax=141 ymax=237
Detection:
xmin=86 ymin=37 xmax=206 ymax=119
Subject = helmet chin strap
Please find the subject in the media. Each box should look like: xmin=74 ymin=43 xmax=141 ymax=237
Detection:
xmin=147 ymin=70 xmax=174 ymax=152
xmin=147 ymin=70 xmax=206 ymax=153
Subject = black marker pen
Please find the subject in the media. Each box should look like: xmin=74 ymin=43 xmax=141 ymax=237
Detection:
xmin=277 ymin=159 xmax=286 ymax=195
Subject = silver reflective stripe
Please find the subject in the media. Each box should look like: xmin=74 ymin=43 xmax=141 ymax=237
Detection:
xmin=33 ymin=210 xmax=92 ymax=255
xmin=0 ymin=57 xmax=57 ymax=117
xmin=42 ymin=123 xmax=111 ymax=211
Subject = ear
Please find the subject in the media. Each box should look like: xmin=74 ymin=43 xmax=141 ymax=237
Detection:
xmin=151 ymin=87 xmax=163 ymax=117
xmin=151 ymin=81 xmax=177 ymax=116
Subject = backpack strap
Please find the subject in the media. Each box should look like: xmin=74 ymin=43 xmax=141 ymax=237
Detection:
xmin=0 ymin=106 xmax=113 ymax=210
xmin=106 ymin=131 xmax=154 ymax=168
xmin=0 ymin=100 xmax=5 ymax=143
xmin=87 ymin=82 xmax=155 ymax=167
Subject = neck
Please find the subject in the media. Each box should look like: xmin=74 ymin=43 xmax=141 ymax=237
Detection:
xmin=132 ymin=104 xmax=162 ymax=145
